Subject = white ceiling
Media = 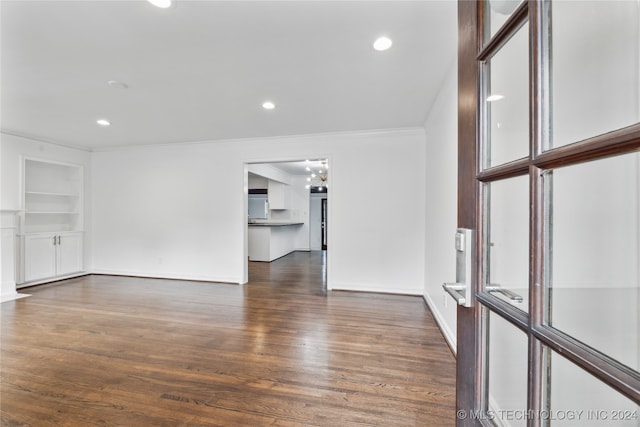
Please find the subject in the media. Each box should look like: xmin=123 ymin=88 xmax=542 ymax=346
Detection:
xmin=1 ymin=0 xmax=457 ymax=150
xmin=268 ymin=159 xmax=327 ymax=176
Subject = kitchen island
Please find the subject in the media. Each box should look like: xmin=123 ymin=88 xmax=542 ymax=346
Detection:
xmin=248 ymin=222 xmax=303 ymax=262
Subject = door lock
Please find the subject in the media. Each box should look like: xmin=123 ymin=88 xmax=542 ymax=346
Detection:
xmin=443 ymin=228 xmax=473 ymax=307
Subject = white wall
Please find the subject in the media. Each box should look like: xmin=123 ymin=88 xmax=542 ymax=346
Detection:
xmin=0 ymin=133 xmax=93 ymax=278
xmin=92 ymin=129 xmax=426 ymax=294
xmin=289 ymin=176 xmax=311 ymax=251
xmin=422 ymin=63 xmax=458 ymax=350
xmin=247 ymin=164 xmax=291 ymax=185
xmin=247 ymin=173 xmax=268 ymax=189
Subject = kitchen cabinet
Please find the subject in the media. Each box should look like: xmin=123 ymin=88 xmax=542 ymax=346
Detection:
xmin=248 ymin=223 xmax=302 ymax=261
xmin=24 ymin=232 xmax=83 ymax=282
xmin=268 ymin=180 xmax=290 ymax=210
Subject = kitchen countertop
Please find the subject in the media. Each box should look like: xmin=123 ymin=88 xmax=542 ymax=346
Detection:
xmin=248 ymin=222 xmax=304 ymax=227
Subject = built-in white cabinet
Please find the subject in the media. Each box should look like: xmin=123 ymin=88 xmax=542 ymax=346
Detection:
xmin=19 ymin=158 xmax=84 ymax=285
xmin=24 ymin=232 xmax=83 ymax=282
xmin=268 ymin=180 xmax=290 ymax=210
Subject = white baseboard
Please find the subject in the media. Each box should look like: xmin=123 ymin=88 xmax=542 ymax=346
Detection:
xmin=329 ymin=282 xmax=422 ymax=296
xmin=16 ymin=272 xmax=89 ymax=289
xmin=1 ymin=292 xmax=30 ymax=303
xmin=423 ymin=292 xmax=456 ymax=355
xmin=91 ymin=268 xmax=241 ymax=284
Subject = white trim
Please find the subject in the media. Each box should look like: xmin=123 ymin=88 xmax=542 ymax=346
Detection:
xmin=16 ymin=271 xmax=88 ymax=289
xmin=22 ymin=155 xmax=84 ymax=170
xmin=90 ymin=269 xmax=241 ymax=285
xmin=330 ymin=283 xmax=422 ymax=296
xmin=1 ymin=292 xmax=30 ymax=303
xmin=0 ymin=210 xmax=20 ymax=228
xmin=423 ymin=293 xmax=457 ymax=355
xmin=1 ymin=130 xmax=92 ymax=152
xmin=91 ymin=127 xmax=426 ymax=153
xmin=0 ymin=218 xmax=18 ymax=298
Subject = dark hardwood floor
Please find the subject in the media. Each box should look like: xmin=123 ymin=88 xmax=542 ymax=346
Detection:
xmin=0 ymin=251 xmax=456 ymax=426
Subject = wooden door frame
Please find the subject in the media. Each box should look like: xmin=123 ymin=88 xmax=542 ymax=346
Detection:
xmin=457 ymin=1 xmax=482 ymax=422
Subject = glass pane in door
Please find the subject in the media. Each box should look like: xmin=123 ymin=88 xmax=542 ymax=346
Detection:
xmin=484 ymin=22 xmax=529 ymax=168
xmin=486 ymin=175 xmax=529 ymax=312
xmin=548 ymin=350 xmax=639 ymax=426
xmin=485 ymin=0 xmax=524 ymax=40
xmin=548 ymin=152 xmax=640 ymax=371
xmin=486 ymin=311 xmax=528 ymax=426
xmin=549 ymin=0 xmax=640 ymax=149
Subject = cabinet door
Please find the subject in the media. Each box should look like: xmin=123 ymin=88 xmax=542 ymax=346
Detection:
xmin=57 ymin=233 xmax=83 ymax=276
xmin=24 ymin=234 xmax=56 ymax=282
xmin=268 ymin=181 xmax=289 ymax=210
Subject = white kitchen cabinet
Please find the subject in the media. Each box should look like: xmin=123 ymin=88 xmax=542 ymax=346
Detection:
xmin=268 ymin=180 xmax=290 ymax=210
xmin=24 ymin=232 xmax=83 ymax=282
xmin=248 ymin=223 xmax=302 ymax=261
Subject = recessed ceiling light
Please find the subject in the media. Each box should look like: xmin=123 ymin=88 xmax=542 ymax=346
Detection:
xmin=96 ymin=119 xmax=111 ymax=126
xmin=487 ymin=94 xmax=505 ymax=102
xmin=373 ymin=36 xmax=393 ymax=51
xmin=262 ymin=101 xmax=275 ymax=110
xmin=107 ymin=80 xmax=129 ymax=89
xmin=147 ymin=0 xmax=172 ymax=8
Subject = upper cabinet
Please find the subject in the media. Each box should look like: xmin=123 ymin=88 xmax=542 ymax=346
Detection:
xmin=22 ymin=158 xmax=83 ymax=234
xmin=268 ymin=180 xmax=290 ymax=210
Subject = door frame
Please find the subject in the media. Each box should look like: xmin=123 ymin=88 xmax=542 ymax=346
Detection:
xmin=456 ymin=0 xmax=483 ymax=418
xmin=242 ymin=155 xmax=333 ymax=288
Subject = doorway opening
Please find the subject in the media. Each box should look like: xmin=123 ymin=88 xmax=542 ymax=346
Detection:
xmin=243 ymin=158 xmax=330 ymax=288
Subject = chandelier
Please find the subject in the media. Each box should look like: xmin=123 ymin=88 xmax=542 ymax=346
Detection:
xmin=305 ymin=160 xmax=329 ymax=192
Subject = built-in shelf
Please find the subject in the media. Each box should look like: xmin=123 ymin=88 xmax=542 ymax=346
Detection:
xmin=22 ymin=158 xmax=83 ymax=234
xmin=19 ymin=158 xmax=85 ymax=285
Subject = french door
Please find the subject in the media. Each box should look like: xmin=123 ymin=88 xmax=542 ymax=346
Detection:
xmin=457 ymin=1 xmax=640 ymax=426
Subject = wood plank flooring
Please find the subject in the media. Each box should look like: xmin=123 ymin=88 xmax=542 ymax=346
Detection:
xmin=0 ymin=251 xmax=456 ymax=426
